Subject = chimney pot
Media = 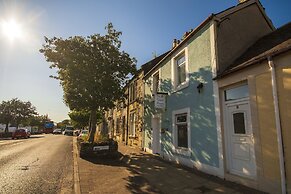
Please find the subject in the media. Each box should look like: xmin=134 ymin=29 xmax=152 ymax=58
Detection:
xmin=172 ymin=39 xmax=177 ymax=48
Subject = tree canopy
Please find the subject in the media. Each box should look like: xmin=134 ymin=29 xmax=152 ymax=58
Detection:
xmin=56 ymin=119 xmax=71 ymax=129
xmin=0 ymin=98 xmax=37 ymax=132
xmin=69 ymin=109 xmax=102 ymax=130
xmin=23 ymin=114 xmax=51 ymax=129
xmin=40 ymin=23 xmax=136 ymax=142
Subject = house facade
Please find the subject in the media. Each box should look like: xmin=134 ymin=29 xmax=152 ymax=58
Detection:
xmin=143 ymin=22 xmax=222 ymax=176
xmin=216 ymin=23 xmax=291 ymax=194
xmin=104 ymin=53 xmax=169 ymax=148
xmin=143 ymin=0 xmax=287 ymax=193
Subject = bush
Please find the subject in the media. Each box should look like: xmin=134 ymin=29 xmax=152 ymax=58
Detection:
xmin=0 ymin=132 xmax=13 ymax=138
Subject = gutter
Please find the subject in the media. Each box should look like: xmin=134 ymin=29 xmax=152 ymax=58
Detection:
xmin=268 ymin=56 xmax=286 ymax=194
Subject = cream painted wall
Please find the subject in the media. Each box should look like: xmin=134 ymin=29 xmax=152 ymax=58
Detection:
xmin=274 ymin=52 xmax=291 ymax=193
xmin=255 ymin=72 xmax=281 ymax=186
xmin=217 ymin=57 xmax=286 ymax=193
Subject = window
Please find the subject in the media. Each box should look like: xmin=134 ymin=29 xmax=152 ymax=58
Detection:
xmin=176 ymin=114 xmax=188 ymax=148
xmin=225 ymin=84 xmax=249 ymax=101
xmin=129 ymin=81 xmax=137 ymax=103
xmin=152 ymin=71 xmax=159 ymax=95
xmin=176 ymin=55 xmax=186 ymax=85
xmin=116 ymin=118 xmax=120 ymax=134
xmin=172 ymin=49 xmax=189 ymax=91
xmin=129 ymin=112 xmax=136 ymax=136
xmin=233 ymin=112 xmax=246 ymax=134
xmin=172 ymin=108 xmax=190 ymax=153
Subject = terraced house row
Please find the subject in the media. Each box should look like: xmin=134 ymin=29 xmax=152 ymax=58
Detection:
xmin=97 ymin=0 xmax=291 ymax=193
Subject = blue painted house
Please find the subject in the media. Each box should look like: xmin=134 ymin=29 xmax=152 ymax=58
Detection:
xmin=143 ymin=0 xmax=274 ymax=182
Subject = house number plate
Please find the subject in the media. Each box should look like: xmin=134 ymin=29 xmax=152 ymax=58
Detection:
xmin=93 ymin=145 xmax=109 ymax=151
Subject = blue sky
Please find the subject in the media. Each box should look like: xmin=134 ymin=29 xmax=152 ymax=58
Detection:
xmin=0 ymin=0 xmax=290 ymax=122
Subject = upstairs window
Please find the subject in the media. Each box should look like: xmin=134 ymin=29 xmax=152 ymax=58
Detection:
xmin=152 ymin=71 xmax=160 ymax=96
xmin=172 ymin=48 xmax=189 ymax=91
xmin=176 ymin=54 xmax=186 ymax=85
xmin=129 ymin=81 xmax=137 ymax=103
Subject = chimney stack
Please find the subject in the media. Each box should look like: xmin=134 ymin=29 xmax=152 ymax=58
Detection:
xmin=172 ymin=39 xmax=178 ymax=48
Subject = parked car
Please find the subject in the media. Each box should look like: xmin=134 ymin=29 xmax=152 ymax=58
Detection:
xmin=52 ymin=128 xmax=62 ymax=134
xmin=64 ymin=127 xmax=74 ymax=136
xmin=12 ymin=128 xmax=31 ymax=139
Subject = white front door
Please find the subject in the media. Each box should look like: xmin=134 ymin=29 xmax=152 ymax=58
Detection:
xmin=152 ymin=116 xmax=161 ymax=154
xmin=225 ymin=100 xmax=256 ymax=178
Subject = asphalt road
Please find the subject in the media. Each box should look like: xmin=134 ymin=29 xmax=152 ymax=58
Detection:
xmin=0 ymin=134 xmax=74 ymax=194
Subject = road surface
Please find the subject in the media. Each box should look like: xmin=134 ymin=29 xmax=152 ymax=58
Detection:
xmin=0 ymin=134 xmax=73 ymax=194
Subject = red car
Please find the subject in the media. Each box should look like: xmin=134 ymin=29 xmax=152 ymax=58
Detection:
xmin=12 ymin=128 xmax=31 ymax=139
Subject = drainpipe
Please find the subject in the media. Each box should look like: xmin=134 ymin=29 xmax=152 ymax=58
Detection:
xmin=126 ymin=86 xmax=130 ymax=146
xmin=268 ymin=56 xmax=286 ymax=194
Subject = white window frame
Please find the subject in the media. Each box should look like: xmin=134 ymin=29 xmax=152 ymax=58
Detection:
xmin=171 ymin=47 xmax=189 ymax=92
xmin=129 ymin=112 xmax=136 ymax=137
xmin=152 ymin=69 xmax=160 ymax=96
xmin=172 ymin=107 xmax=191 ymax=156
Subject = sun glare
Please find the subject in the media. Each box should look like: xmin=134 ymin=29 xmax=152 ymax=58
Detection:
xmin=1 ymin=19 xmax=23 ymax=41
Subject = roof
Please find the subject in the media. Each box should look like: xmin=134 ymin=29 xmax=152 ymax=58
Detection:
xmin=124 ymin=51 xmax=170 ymax=88
xmin=144 ymin=0 xmax=271 ymax=79
xmin=141 ymin=51 xmax=170 ymax=75
xmin=215 ymin=22 xmax=291 ymax=79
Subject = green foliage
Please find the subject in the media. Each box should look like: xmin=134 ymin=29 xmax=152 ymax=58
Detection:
xmin=56 ymin=119 xmax=71 ymax=129
xmin=69 ymin=109 xmax=102 ymax=129
xmin=40 ymin=23 xmax=136 ymax=142
xmin=40 ymin=23 xmax=136 ymax=111
xmin=23 ymin=114 xmax=51 ymax=128
xmin=0 ymin=98 xmax=37 ymax=132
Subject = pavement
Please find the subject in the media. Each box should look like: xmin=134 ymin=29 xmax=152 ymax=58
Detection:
xmin=73 ymin=138 xmax=264 ymax=194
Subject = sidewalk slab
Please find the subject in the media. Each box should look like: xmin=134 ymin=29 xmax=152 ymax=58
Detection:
xmin=74 ymin=140 xmax=264 ymax=194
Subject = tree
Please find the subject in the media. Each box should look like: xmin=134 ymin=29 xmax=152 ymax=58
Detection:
xmin=12 ymin=99 xmax=37 ymax=128
xmin=0 ymin=100 xmax=13 ymax=133
xmin=0 ymin=98 xmax=37 ymax=132
xmin=40 ymin=23 xmax=136 ymax=142
xmin=24 ymin=114 xmax=51 ymax=129
xmin=57 ymin=119 xmax=71 ymax=129
xmin=69 ymin=109 xmax=101 ymax=130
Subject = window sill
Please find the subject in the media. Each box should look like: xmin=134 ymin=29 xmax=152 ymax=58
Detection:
xmin=173 ymin=147 xmax=191 ymax=157
xmin=172 ymin=81 xmax=189 ymax=94
xmin=128 ymin=135 xmax=138 ymax=139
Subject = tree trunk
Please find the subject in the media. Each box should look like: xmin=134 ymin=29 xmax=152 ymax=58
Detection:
xmin=88 ymin=112 xmax=92 ymax=133
xmin=88 ymin=109 xmax=97 ymax=143
xmin=4 ymin=122 xmax=9 ymax=133
xmin=102 ymin=118 xmax=108 ymax=136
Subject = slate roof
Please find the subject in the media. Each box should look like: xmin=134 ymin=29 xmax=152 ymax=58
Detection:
xmin=216 ymin=22 xmax=291 ymax=79
xmin=141 ymin=51 xmax=170 ymax=75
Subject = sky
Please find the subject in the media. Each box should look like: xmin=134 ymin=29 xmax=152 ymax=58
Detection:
xmin=0 ymin=0 xmax=290 ymax=123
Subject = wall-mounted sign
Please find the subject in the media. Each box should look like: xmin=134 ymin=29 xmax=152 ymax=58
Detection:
xmin=155 ymin=93 xmax=167 ymax=109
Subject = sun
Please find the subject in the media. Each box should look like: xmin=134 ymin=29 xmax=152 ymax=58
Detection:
xmin=1 ymin=19 xmax=23 ymax=41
